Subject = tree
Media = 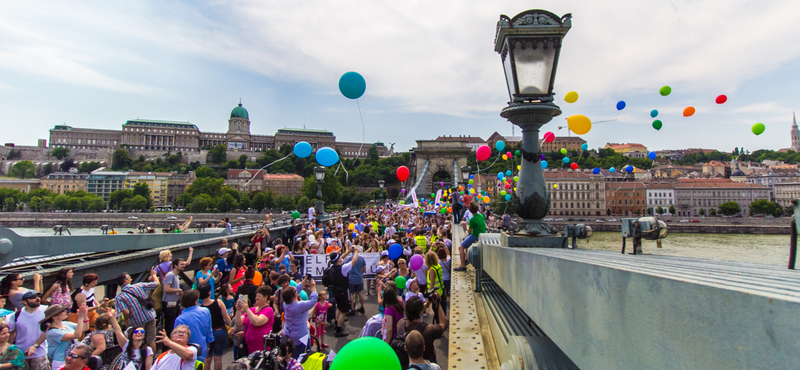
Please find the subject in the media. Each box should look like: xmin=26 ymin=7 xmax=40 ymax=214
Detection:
xmin=7 ymin=149 xmax=21 ymax=160
xmin=719 ymin=201 xmax=742 ymax=216
xmin=8 ymin=161 xmax=35 ymax=179
xmin=90 ymin=197 xmax=105 ymax=212
xmin=226 ymin=160 xmax=240 ymax=169
xmin=3 ymin=198 xmax=16 ymax=212
xmin=185 ymin=177 xmax=225 ymax=198
xmin=216 ymin=193 xmax=238 ymax=212
xmin=49 ymin=148 xmax=70 ymax=160
xmin=699 ymin=208 xmax=705 ymax=216
xmin=668 ymin=205 xmax=676 ymax=215
xmin=42 ymin=163 xmax=54 ymax=176
xmin=264 ymin=191 xmax=275 ymax=210
xmin=238 ymin=155 xmax=248 ymax=168
xmin=60 ymin=159 xmax=75 ymax=172
xmin=190 ymin=194 xmax=211 ymax=213
xmin=120 ymin=198 xmax=132 ymax=211
xmin=78 ymin=162 xmax=101 ymax=173
xmin=28 ymin=196 xmax=43 ymax=212
xmin=132 ymin=183 xmax=153 ymax=208
xmin=656 ymin=206 xmax=665 ymax=215
xmin=129 ymin=195 xmax=148 ymax=211
xmin=238 ymin=193 xmax=251 ymax=211
xmin=275 ymin=195 xmax=296 ymax=211
xmin=109 ymin=189 xmax=134 ymax=209
xmin=297 ymin=196 xmax=313 ymax=211
xmin=709 ymin=208 xmax=717 ymax=216
xmin=750 ymin=199 xmax=778 ymax=216
xmin=300 ymin=168 xmax=343 ymax=204
xmin=251 ymin=192 xmax=266 ymax=212
xmin=208 ymin=145 xmax=227 ymax=164
xmin=194 ymin=166 xmax=219 ymax=179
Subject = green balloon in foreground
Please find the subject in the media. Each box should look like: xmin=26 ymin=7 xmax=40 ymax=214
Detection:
xmin=330 ymin=337 xmax=401 ymax=370
xmin=659 ymin=85 xmax=671 ymax=96
xmin=652 ymin=120 xmax=663 ymax=131
xmin=752 ymin=123 xmax=765 ymax=136
xmin=395 ymin=276 xmax=406 ymax=288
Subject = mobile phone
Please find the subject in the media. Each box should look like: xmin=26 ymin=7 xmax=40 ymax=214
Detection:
xmin=238 ymin=295 xmax=247 ymax=303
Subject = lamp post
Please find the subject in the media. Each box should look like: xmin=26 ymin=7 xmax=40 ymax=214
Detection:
xmin=495 ymin=10 xmax=571 ymax=246
xmin=314 ymin=166 xmax=326 ymax=217
xmin=378 ymin=180 xmax=385 ymax=203
xmin=460 ymin=165 xmax=471 ymax=188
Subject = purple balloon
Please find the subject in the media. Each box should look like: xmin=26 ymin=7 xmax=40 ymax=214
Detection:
xmin=439 ymin=182 xmax=444 ymax=186
xmin=540 ymin=154 xmax=546 ymax=160
xmin=401 ymin=189 xmax=406 ymax=193
xmin=410 ymin=254 xmax=424 ymax=270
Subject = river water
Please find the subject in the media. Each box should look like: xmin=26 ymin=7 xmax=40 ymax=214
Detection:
xmin=9 ymin=228 xmax=791 ymax=267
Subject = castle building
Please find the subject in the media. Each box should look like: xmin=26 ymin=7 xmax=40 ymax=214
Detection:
xmin=792 ymin=112 xmax=799 ymax=152
xmin=49 ymin=102 xmax=387 ymax=158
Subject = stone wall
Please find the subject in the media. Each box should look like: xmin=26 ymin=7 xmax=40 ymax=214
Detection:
xmin=0 ymin=146 xmax=114 ymax=175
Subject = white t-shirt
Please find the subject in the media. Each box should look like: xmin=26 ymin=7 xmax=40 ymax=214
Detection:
xmin=308 ymin=207 xmax=316 ymax=220
xmin=121 ymin=342 xmax=154 ymax=367
xmin=463 ymin=210 xmax=473 ymax=222
xmin=413 ymin=266 xmax=428 ymax=286
xmin=152 ymin=346 xmax=197 ymax=370
xmin=8 ymin=306 xmax=48 ymax=359
xmin=404 ymin=291 xmax=426 ymax=303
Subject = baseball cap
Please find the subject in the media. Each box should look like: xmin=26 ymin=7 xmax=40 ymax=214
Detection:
xmin=375 ymin=265 xmax=386 ymax=273
xmin=218 ymin=248 xmax=231 ymax=255
xmin=381 ymin=251 xmax=389 ymax=257
xmin=22 ymin=291 xmax=41 ymax=300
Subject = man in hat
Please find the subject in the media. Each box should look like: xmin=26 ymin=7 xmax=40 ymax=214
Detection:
xmin=8 ymin=291 xmax=49 ymax=370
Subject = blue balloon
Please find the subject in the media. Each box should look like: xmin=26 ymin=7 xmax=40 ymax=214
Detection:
xmin=293 ymin=141 xmax=312 ymax=158
xmin=581 ymin=143 xmax=588 ymax=151
xmin=562 ymin=157 xmax=570 ymax=163
xmin=648 ymin=151 xmax=657 ymax=160
xmin=626 ymin=165 xmax=634 ymax=173
xmin=315 ymin=147 xmax=339 ymax=167
xmin=469 ymin=175 xmax=474 ymax=179
xmin=338 ymin=72 xmax=366 ymax=99
xmin=609 ymin=167 xmax=616 ymax=172
xmin=592 ymin=167 xmax=601 ymax=174
xmin=467 ymin=184 xmax=472 ymax=187
xmin=353 ymin=232 xmax=357 ymax=238
xmin=541 ymin=160 xmax=548 ymax=169
xmin=495 ymin=141 xmax=505 ymax=152
xmin=299 ymin=290 xmax=309 ymax=301
xmin=504 ymin=194 xmax=512 ymax=201
xmin=616 ymin=101 xmax=626 ymax=110
xmin=505 ymin=170 xmax=512 ymax=176
xmin=650 ymin=109 xmax=659 ymax=118
xmin=388 ymin=243 xmax=403 ymax=260
xmin=497 ymin=172 xmax=505 ymax=180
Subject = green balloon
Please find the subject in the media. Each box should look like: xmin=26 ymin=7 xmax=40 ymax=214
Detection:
xmin=659 ymin=85 xmax=671 ymax=96
xmin=513 ymin=176 xmax=519 ymax=182
xmin=468 ymin=179 xmax=474 ymax=184
xmin=515 ymin=150 xmax=521 ymax=156
xmin=430 ymin=193 xmax=435 ymax=198
xmin=440 ymin=208 xmax=446 ymax=214
xmin=652 ymin=120 xmax=663 ymax=130
xmin=752 ymin=123 xmax=765 ymax=135
xmin=400 ymin=201 xmax=405 ymax=204
xmin=501 ymin=190 xmax=507 ymax=196
xmin=291 ymin=211 xmax=300 ymax=219
xmin=560 ymin=148 xmax=567 ymax=154
xmin=330 ymin=337 xmax=401 ymax=370
xmin=395 ymin=276 xmax=407 ymax=288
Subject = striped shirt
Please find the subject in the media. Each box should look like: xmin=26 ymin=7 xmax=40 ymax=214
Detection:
xmin=116 ymin=282 xmax=158 ymax=327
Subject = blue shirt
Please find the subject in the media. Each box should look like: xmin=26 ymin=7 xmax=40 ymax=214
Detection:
xmin=348 ymin=256 xmax=367 ymax=284
xmin=282 ymin=292 xmax=318 ymax=344
xmin=46 ymin=321 xmax=76 ymax=362
xmin=174 ymin=305 xmax=214 ymax=361
xmin=355 ymin=223 xmax=364 ymax=232
xmin=195 ymin=271 xmax=215 ymax=300
xmin=216 ymin=258 xmax=232 ymax=275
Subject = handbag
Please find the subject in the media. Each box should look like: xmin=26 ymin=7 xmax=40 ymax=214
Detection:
xmin=152 ymin=265 xmax=167 ymax=312
xmin=237 ymin=305 xmax=269 ymax=359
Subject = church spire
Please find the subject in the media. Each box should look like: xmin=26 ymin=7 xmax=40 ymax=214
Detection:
xmin=794 ymin=111 xmax=797 ymax=128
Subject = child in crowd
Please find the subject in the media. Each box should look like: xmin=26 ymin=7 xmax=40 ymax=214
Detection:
xmin=313 ymin=291 xmax=330 ymax=348
xmin=404 ymin=278 xmax=426 ymax=304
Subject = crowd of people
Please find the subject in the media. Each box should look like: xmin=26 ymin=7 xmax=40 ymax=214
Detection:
xmin=0 ymin=194 xmax=491 ymax=370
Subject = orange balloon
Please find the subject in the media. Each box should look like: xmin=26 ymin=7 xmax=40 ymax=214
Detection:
xmin=447 ymin=207 xmax=452 ymax=213
xmin=458 ymin=186 xmax=464 ymax=191
xmin=253 ymin=271 xmax=263 ymax=286
xmin=683 ymin=106 xmax=696 ymax=117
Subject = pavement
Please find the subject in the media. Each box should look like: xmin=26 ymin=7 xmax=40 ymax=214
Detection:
xmin=221 ymin=288 xmax=449 ymax=368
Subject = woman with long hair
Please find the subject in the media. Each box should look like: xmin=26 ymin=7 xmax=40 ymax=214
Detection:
xmin=229 ymin=254 xmax=246 ymax=293
xmin=42 ymin=268 xmax=74 ymax=308
xmin=42 ymin=304 xmax=88 ymax=369
xmin=1 ymin=273 xmax=41 ymax=310
xmin=0 ymin=323 xmax=25 ymax=370
xmin=381 ymin=285 xmax=404 ymax=344
xmin=107 ymin=308 xmax=152 ymax=370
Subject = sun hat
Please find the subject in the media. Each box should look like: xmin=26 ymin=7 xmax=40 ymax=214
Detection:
xmin=40 ymin=304 xmax=67 ymax=324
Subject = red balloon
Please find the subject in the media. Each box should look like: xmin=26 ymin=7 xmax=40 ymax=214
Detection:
xmin=570 ymin=162 xmax=578 ymax=170
xmin=543 ymin=131 xmax=555 ymax=143
xmin=476 ymin=145 xmax=491 ymax=161
xmin=716 ymin=95 xmax=727 ymax=104
xmin=462 ymin=194 xmax=473 ymax=205
xmin=396 ymin=166 xmax=409 ymax=182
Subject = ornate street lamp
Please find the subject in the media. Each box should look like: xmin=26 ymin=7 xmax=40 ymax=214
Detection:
xmin=495 ymin=9 xmax=571 ymax=246
xmin=378 ymin=180 xmax=385 ymax=202
xmin=314 ymin=166 xmax=326 ymax=216
xmin=460 ymin=165 xmax=471 ymax=187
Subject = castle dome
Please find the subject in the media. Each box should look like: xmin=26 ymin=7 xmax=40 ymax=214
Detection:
xmin=231 ymin=103 xmax=249 ymax=119
xmin=731 ymin=168 xmax=745 ymax=177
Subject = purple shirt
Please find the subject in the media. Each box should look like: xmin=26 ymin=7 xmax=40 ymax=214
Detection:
xmin=282 ymin=291 xmax=319 ymax=344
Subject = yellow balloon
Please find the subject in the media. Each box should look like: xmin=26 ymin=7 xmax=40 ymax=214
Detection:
xmin=553 ymin=184 xmax=558 ymax=188
xmin=502 ymin=154 xmax=508 ymax=160
xmin=564 ymin=91 xmax=579 ymax=103
xmin=567 ymin=115 xmax=592 ymax=135
xmin=514 ymin=187 xmax=517 ymax=191
xmin=517 ymin=165 xmax=521 ymax=170
xmin=349 ymin=223 xmax=355 ymax=230
xmin=483 ymin=196 xmax=491 ymax=204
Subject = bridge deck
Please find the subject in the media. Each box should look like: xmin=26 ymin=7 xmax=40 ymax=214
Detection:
xmin=479 ymin=232 xmax=800 ymax=370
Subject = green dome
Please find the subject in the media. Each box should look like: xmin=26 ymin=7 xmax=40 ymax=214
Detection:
xmin=230 ymin=103 xmax=249 ymax=119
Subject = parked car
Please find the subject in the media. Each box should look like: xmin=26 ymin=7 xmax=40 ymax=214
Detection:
xmin=608 ymin=218 xmax=618 ymax=222
xmin=577 ymin=219 xmax=586 ymax=221
xmin=596 ymin=219 xmax=606 ymax=223
xmin=544 ymin=218 xmax=554 ymax=221
xmin=690 ymin=219 xmax=700 ymax=223
xmin=567 ymin=218 xmax=574 ymax=221
xmin=128 ymin=216 xmax=138 ymax=220
xmin=665 ymin=219 xmax=672 ymax=222
xmin=166 ymin=216 xmax=177 ymax=220
xmin=237 ymin=217 xmax=246 ymax=220
xmin=679 ymin=219 xmax=689 ymax=223
xmin=555 ymin=218 xmax=564 ymax=221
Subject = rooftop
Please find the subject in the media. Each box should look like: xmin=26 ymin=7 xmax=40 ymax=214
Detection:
xmin=124 ymin=119 xmax=198 ymax=129
xmin=263 ymin=174 xmax=304 ymax=179
xmin=543 ymin=169 xmax=602 ymax=179
xmin=127 ymin=172 xmax=173 ymax=177
xmin=435 ymin=135 xmax=486 ymax=144
xmin=277 ymin=128 xmax=333 ymax=135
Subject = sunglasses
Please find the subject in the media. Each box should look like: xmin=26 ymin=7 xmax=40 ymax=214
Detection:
xmin=133 ymin=329 xmax=145 ymax=334
xmin=67 ymin=354 xmax=87 ymax=360
xmin=173 ymin=331 xmax=189 ymax=336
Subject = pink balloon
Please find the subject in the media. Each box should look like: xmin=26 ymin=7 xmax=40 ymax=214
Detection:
xmin=439 ymin=182 xmax=444 ymax=186
xmin=401 ymin=189 xmax=406 ymax=193
xmin=543 ymin=132 xmax=555 ymax=143
xmin=476 ymin=145 xmax=491 ymax=161
xmin=506 ymin=152 xmax=512 ymax=157
xmin=410 ymin=254 xmax=424 ymax=270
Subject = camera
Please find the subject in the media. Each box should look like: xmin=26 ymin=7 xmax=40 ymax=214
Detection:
xmin=248 ymin=333 xmax=286 ymax=370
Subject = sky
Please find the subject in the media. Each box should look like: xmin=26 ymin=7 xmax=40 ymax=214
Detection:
xmin=1 ymin=0 xmax=799 ymax=154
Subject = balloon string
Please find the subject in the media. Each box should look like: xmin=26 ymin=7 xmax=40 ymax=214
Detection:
xmin=241 ymin=153 xmax=293 ymax=189
xmin=350 ymin=99 xmax=367 ymax=167
xmin=334 ymin=161 xmax=350 ymax=182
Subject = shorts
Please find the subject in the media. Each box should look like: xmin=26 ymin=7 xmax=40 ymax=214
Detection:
xmin=333 ymin=288 xmax=351 ymax=313
xmin=460 ymin=234 xmax=479 ymax=249
xmin=349 ymin=283 xmax=364 ymax=293
xmin=210 ymin=328 xmax=228 ymax=357
xmin=127 ymin=319 xmax=157 ymax=345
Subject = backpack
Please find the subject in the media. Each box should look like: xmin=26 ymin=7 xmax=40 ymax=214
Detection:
xmin=390 ymin=320 xmax=428 ymax=370
xmin=321 ymin=267 xmax=333 ymax=287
